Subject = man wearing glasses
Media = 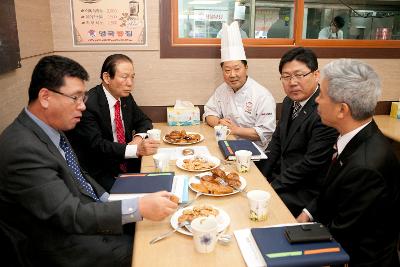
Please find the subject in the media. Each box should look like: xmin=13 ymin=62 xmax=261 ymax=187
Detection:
xmin=259 ymin=47 xmax=338 ymax=217
xmin=67 ymin=54 xmax=159 ymax=191
xmin=0 ymin=55 xmax=177 ymax=266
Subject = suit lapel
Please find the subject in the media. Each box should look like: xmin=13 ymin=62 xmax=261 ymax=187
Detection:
xmin=280 ymin=98 xmax=292 ymax=141
xmin=282 ymin=90 xmax=319 ymax=152
xmin=19 ymin=110 xmax=95 ymax=199
xmin=120 ymin=97 xmax=132 ymax=141
xmin=95 ymin=85 xmax=113 ymax=136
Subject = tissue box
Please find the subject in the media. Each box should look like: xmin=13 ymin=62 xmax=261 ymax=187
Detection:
xmin=167 ymin=107 xmax=200 ymax=126
xmin=390 ymin=102 xmax=400 ymax=119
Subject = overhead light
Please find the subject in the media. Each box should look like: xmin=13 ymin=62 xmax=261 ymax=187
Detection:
xmin=189 ymin=1 xmax=222 ymax=4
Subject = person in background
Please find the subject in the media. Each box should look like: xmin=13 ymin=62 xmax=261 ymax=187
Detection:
xmin=258 ymin=47 xmax=338 ymax=217
xmin=297 ymin=59 xmax=400 ymax=266
xmin=67 ymin=54 xmax=159 ymax=191
xmin=0 ymin=55 xmax=177 ymax=267
xmin=318 ymin=15 xmax=345 ymax=39
xmin=204 ymin=21 xmax=276 ymax=150
xmin=217 ymin=5 xmax=248 ymax=38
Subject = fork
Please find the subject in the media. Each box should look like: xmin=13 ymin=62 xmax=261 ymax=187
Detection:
xmin=149 ymin=221 xmax=189 ymax=244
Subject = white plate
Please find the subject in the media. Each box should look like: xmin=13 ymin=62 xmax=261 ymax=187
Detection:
xmin=176 ymin=155 xmax=220 ymax=172
xmin=189 ymin=172 xmax=247 ymax=196
xmin=170 ymin=205 xmax=230 ymax=236
xmin=163 ymin=131 xmax=204 ymax=145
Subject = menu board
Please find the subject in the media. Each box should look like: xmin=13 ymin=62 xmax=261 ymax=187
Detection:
xmin=0 ymin=0 xmax=21 ymax=74
xmin=70 ymin=0 xmax=147 ymax=46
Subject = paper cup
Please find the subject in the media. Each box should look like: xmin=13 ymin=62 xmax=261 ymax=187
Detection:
xmin=191 ymin=216 xmax=218 ymax=253
xmin=214 ymin=125 xmax=231 ymax=141
xmin=153 ymin=153 xmax=170 ymax=172
xmin=235 ymin=150 xmax=252 ymax=173
xmin=147 ymin=129 xmax=161 ymax=141
xmin=247 ymin=190 xmax=271 ymax=221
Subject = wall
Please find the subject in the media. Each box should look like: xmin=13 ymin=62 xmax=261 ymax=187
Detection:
xmin=1 ymin=0 xmax=399 ymax=132
xmin=0 ymin=0 xmax=53 ymax=131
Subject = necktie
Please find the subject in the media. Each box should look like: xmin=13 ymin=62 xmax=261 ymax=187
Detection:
xmin=114 ymin=100 xmax=128 ymax=173
xmin=332 ymin=143 xmax=338 ymax=164
xmin=59 ymin=135 xmax=99 ymax=201
xmin=291 ymin=101 xmax=302 ymax=120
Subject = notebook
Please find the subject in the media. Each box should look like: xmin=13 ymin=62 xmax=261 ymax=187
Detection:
xmin=250 ymin=226 xmax=349 ymax=267
xmin=108 ymin=172 xmax=189 ymax=202
xmin=218 ymin=140 xmax=267 ymax=161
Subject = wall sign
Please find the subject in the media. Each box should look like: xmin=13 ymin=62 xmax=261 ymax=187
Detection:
xmin=70 ymin=0 xmax=147 ymax=46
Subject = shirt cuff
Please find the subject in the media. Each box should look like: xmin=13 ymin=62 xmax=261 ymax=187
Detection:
xmin=121 ymin=197 xmax=143 ymax=224
xmin=134 ymin=133 xmax=148 ymax=139
xmin=125 ymin=144 xmax=138 ymax=159
xmin=302 ymin=208 xmax=314 ymax=222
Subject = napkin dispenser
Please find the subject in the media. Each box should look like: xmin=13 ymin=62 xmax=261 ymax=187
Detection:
xmin=167 ymin=100 xmax=200 ymax=126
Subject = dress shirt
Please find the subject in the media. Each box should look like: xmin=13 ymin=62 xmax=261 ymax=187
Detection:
xmin=102 ymin=86 xmax=142 ymax=158
xmin=24 ymin=107 xmax=142 ymax=224
xmin=303 ymin=120 xmax=372 ymax=222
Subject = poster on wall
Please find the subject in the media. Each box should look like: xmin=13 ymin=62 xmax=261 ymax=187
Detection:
xmin=70 ymin=0 xmax=147 ymax=46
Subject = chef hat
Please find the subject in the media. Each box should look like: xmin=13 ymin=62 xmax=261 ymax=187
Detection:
xmin=220 ymin=21 xmax=247 ymax=63
xmin=234 ymin=5 xmax=246 ymax=21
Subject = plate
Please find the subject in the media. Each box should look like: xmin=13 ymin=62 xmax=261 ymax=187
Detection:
xmin=176 ymin=155 xmax=220 ymax=172
xmin=170 ymin=205 xmax=230 ymax=236
xmin=163 ymin=131 xmax=204 ymax=145
xmin=189 ymin=172 xmax=247 ymax=196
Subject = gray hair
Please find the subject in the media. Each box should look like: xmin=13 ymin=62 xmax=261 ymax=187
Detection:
xmin=321 ymin=59 xmax=381 ymax=120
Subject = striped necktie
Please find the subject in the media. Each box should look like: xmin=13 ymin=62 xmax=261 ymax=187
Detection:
xmin=114 ymin=100 xmax=128 ymax=173
xmin=291 ymin=101 xmax=302 ymax=120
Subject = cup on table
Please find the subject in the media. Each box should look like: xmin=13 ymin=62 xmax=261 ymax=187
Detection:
xmin=153 ymin=153 xmax=170 ymax=172
xmin=214 ymin=125 xmax=231 ymax=141
xmin=235 ymin=150 xmax=252 ymax=173
xmin=247 ymin=190 xmax=271 ymax=222
xmin=191 ymin=216 xmax=218 ymax=253
xmin=147 ymin=129 xmax=161 ymax=141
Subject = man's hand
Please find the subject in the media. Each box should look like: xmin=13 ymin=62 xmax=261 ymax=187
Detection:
xmin=128 ymin=135 xmax=144 ymax=145
xmin=219 ymin=118 xmax=239 ymax=135
xmin=296 ymin=211 xmax=311 ymax=223
xmin=139 ymin=191 xmax=178 ymax=221
xmin=136 ymin=139 xmax=160 ymax=157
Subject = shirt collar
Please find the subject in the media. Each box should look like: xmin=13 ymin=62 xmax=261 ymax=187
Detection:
xmin=297 ymin=86 xmax=319 ymax=107
xmin=102 ymin=85 xmax=119 ymax=109
xmin=337 ymin=120 xmax=372 ymax=155
xmin=24 ymin=107 xmax=61 ymax=148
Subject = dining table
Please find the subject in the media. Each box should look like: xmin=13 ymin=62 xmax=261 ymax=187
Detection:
xmin=132 ymin=122 xmax=296 ymax=267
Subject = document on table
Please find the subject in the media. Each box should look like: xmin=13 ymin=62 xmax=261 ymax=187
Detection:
xmin=157 ymin=146 xmax=210 ymax=160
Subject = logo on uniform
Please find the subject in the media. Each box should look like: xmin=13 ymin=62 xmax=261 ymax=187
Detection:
xmin=245 ymin=101 xmax=253 ymax=114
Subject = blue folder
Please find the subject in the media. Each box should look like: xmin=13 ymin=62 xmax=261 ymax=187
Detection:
xmin=110 ymin=172 xmax=175 ymax=194
xmin=251 ymin=226 xmax=349 ymax=267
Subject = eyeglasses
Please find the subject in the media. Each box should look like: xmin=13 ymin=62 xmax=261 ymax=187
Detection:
xmin=48 ymin=89 xmax=88 ymax=104
xmin=280 ymin=70 xmax=314 ymax=82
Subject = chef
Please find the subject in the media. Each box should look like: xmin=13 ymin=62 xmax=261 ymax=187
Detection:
xmin=204 ymin=21 xmax=276 ymax=150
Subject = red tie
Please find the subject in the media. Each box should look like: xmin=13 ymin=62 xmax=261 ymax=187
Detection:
xmin=114 ymin=100 xmax=127 ymax=173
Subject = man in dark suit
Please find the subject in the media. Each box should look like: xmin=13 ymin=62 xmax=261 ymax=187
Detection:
xmin=0 ymin=55 xmax=178 ymax=267
xmin=297 ymin=59 xmax=400 ymax=266
xmin=259 ymin=47 xmax=338 ymax=217
xmin=67 ymin=54 xmax=159 ymax=191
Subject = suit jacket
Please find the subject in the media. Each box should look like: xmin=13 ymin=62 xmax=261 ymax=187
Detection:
xmin=0 ymin=110 xmax=132 ymax=267
xmin=308 ymin=121 xmax=400 ymax=266
xmin=67 ymin=84 xmax=153 ymax=191
xmin=259 ymin=89 xmax=338 ymax=216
